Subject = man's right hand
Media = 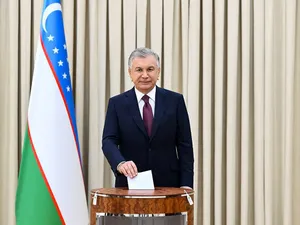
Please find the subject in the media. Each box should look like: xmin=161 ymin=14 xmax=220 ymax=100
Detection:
xmin=117 ymin=161 xmax=138 ymax=178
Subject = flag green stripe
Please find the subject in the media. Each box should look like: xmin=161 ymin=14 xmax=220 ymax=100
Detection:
xmin=15 ymin=128 xmax=63 ymax=225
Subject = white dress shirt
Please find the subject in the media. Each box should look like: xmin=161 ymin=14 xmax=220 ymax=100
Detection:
xmin=134 ymin=86 xmax=156 ymax=119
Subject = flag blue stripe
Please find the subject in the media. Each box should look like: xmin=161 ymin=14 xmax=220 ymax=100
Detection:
xmin=40 ymin=0 xmax=81 ymax=163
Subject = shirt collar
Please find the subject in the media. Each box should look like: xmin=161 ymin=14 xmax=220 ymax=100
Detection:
xmin=135 ymin=86 xmax=156 ymax=103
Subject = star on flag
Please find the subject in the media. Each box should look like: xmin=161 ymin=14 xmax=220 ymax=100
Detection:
xmin=46 ymin=33 xmax=71 ymax=97
xmin=47 ymin=34 xmax=54 ymax=41
xmin=53 ymin=47 xmax=59 ymax=54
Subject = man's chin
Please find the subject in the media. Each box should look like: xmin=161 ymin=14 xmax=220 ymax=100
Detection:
xmin=136 ymin=85 xmax=153 ymax=93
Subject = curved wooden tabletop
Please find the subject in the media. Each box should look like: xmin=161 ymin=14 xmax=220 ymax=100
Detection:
xmin=91 ymin=187 xmax=194 ymax=197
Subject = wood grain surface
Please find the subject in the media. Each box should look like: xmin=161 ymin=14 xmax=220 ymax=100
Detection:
xmin=91 ymin=187 xmax=194 ymax=197
xmin=90 ymin=187 xmax=194 ymax=225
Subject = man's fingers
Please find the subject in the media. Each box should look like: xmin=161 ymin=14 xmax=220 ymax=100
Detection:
xmin=120 ymin=166 xmax=127 ymax=176
xmin=119 ymin=162 xmax=128 ymax=176
xmin=126 ymin=162 xmax=136 ymax=178
xmin=120 ymin=161 xmax=138 ymax=178
xmin=131 ymin=162 xmax=138 ymax=174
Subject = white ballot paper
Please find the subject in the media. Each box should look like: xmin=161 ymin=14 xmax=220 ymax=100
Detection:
xmin=127 ymin=170 xmax=155 ymax=190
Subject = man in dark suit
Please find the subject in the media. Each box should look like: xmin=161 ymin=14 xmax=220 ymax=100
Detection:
xmin=102 ymin=47 xmax=194 ymax=189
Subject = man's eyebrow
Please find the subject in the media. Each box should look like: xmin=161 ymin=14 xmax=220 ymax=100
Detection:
xmin=134 ymin=66 xmax=155 ymax=69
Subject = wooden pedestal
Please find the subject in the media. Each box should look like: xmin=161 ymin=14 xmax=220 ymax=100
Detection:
xmin=90 ymin=187 xmax=194 ymax=225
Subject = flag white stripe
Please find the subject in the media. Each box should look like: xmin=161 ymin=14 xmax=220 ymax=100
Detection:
xmin=28 ymin=39 xmax=88 ymax=225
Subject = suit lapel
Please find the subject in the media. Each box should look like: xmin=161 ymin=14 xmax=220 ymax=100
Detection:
xmin=125 ymin=88 xmax=148 ymax=138
xmin=150 ymin=87 xmax=166 ymax=142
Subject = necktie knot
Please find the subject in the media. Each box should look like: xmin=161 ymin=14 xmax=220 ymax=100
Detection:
xmin=142 ymin=95 xmax=150 ymax=104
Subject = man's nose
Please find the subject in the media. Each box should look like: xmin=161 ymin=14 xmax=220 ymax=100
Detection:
xmin=141 ymin=71 xmax=148 ymax=78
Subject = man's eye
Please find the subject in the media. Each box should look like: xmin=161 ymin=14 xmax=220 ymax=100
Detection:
xmin=148 ymin=68 xmax=154 ymax=71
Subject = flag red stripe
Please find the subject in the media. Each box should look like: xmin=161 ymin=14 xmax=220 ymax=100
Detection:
xmin=27 ymin=123 xmax=66 ymax=225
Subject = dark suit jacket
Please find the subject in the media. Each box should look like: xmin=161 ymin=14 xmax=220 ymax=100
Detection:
xmin=102 ymin=86 xmax=194 ymax=188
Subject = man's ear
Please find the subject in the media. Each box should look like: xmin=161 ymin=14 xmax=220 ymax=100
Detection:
xmin=128 ymin=68 xmax=133 ymax=81
xmin=157 ymin=68 xmax=161 ymax=79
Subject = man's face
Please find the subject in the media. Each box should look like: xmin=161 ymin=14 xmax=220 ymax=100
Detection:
xmin=128 ymin=55 xmax=160 ymax=94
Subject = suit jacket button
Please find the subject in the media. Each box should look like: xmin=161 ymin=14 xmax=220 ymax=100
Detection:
xmin=149 ymin=148 xmax=151 ymax=151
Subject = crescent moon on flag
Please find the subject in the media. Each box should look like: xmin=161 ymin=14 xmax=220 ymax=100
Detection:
xmin=42 ymin=3 xmax=62 ymax=33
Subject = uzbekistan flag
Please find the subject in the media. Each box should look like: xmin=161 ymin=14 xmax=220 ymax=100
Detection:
xmin=15 ymin=0 xmax=89 ymax=224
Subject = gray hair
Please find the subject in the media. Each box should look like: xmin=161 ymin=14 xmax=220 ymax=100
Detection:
xmin=128 ymin=47 xmax=160 ymax=69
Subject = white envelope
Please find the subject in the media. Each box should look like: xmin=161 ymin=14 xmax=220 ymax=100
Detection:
xmin=127 ymin=170 xmax=155 ymax=190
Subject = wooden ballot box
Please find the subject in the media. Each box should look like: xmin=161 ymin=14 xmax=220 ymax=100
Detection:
xmin=90 ymin=187 xmax=194 ymax=225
